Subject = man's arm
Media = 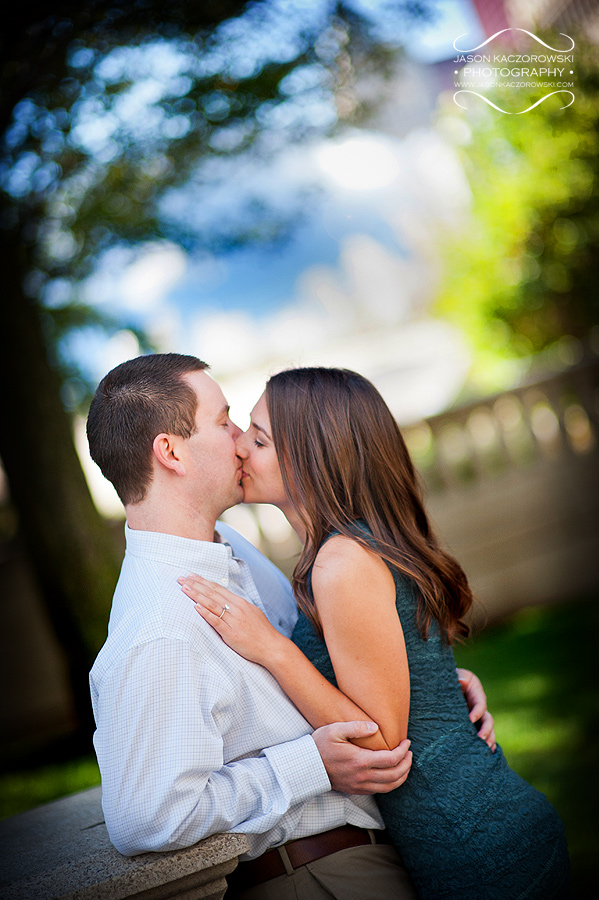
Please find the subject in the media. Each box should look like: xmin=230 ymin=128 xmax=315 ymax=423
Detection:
xmin=93 ymin=640 xmax=332 ymax=855
xmin=93 ymin=638 xmax=411 ymax=856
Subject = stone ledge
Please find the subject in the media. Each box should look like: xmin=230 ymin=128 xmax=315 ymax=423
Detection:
xmin=0 ymin=786 xmax=249 ymax=900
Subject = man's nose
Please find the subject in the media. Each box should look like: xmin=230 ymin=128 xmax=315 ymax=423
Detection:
xmin=230 ymin=420 xmax=243 ymax=442
xmin=234 ymin=430 xmax=248 ymax=455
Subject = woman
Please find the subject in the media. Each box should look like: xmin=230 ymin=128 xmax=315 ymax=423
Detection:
xmin=180 ymin=367 xmax=570 ymax=899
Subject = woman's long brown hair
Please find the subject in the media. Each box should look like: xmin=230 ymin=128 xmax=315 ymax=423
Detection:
xmin=265 ymin=367 xmax=473 ymax=643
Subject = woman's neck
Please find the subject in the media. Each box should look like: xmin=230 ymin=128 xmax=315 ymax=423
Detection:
xmin=278 ymin=503 xmax=307 ymax=544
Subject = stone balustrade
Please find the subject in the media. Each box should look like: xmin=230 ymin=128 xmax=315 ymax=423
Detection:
xmin=405 ymin=358 xmax=599 ymax=622
xmin=402 ymin=357 xmax=598 ymax=492
xmin=0 ymin=786 xmax=248 ymax=900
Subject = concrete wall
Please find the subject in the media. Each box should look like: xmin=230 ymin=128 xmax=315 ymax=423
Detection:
xmin=0 ymin=786 xmax=247 ymax=900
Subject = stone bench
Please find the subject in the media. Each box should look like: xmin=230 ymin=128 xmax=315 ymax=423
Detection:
xmin=0 ymin=786 xmax=249 ymax=900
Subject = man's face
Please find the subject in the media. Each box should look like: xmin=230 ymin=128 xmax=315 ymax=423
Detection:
xmin=179 ymin=370 xmax=243 ymax=518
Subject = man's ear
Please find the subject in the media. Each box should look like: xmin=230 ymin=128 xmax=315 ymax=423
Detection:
xmin=152 ymin=433 xmax=186 ymax=476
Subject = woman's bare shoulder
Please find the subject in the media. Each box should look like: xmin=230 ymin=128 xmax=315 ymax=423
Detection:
xmin=312 ymin=533 xmax=392 ymax=594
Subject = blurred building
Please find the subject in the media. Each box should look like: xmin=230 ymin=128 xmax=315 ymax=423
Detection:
xmin=496 ymin=0 xmax=599 ymax=37
xmin=471 ymin=0 xmax=510 ymax=34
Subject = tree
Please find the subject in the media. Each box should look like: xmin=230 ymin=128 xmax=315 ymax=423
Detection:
xmin=1 ymin=0 xmax=431 ymax=741
xmin=434 ymin=38 xmax=599 ymax=394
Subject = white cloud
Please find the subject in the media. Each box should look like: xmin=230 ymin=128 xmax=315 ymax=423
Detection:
xmin=314 ymin=133 xmax=401 ymax=191
xmin=119 ymin=243 xmax=187 ymax=310
xmin=74 ymin=417 xmax=123 ymax=519
xmin=83 ymin=242 xmax=188 ymax=314
xmin=339 ymin=234 xmax=415 ymax=327
xmin=103 ymin=330 xmax=141 ymax=371
xmin=264 ymin=306 xmax=332 ymax=360
xmin=77 ymin=125 xmax=474 ymax=431
xmin=189 ymin=311 xmax=262 ymax=375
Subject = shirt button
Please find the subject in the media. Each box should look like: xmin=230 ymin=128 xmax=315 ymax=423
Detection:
xmin=221 ymin=577 xmax=227 ymax=585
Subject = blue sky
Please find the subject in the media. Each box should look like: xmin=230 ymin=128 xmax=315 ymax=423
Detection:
xmin=168 ymin=192 xmax=405 ymax=318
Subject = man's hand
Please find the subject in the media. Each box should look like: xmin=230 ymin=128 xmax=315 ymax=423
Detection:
xmin=312 ymin=721 xmax=412 ymax=795
xmin=457 ymin=668 xmax=497 ymax=751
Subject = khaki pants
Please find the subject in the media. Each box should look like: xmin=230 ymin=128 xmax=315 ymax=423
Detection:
xmin=226 ymin=844 xmax=417 ymax=900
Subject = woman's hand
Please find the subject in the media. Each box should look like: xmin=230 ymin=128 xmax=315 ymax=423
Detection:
xmin=457 ymin=668 xmax=497 ymax=752
xmin=179 ymin=572 xmax=392 ymax=749
xmin=178 ymin=574 xmax=286 ymax=666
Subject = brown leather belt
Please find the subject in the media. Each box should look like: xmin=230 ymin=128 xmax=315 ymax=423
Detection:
xmin=227 ymin=824 xmax=391 ymax=892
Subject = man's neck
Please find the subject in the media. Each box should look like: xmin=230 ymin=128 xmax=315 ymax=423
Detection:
xmin=126 ymin=499 xmax=218 ymax=543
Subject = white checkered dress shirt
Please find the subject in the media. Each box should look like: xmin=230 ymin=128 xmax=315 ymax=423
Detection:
xmin=90 ymin=522 xmax=383 ymax=858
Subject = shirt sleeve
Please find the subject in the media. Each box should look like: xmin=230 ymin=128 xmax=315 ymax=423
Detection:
xmin=93 ymin=637 xmax=330 ymax=856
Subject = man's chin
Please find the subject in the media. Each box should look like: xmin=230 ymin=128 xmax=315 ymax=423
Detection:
xmin=218 ymin=490 xmax=244 ymax=518
xmin=237 ymin=481 xmax=252 ymax=504
xmin=228 ymin=480 xmax=256 ymax=507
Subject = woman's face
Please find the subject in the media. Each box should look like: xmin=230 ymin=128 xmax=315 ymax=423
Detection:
xmin=236 ymin=393 xmax=288 ymax=507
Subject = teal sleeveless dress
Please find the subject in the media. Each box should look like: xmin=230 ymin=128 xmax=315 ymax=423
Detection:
xmin=292 ymin=527 xmax=570 ymax=899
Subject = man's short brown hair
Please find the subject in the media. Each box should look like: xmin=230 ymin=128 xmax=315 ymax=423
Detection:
xmin=87 ymin=353 xmax=209 ymax=505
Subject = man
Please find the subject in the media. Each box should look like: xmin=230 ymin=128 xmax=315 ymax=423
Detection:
xmin=87 ymin=353 xmax=494 ymax=900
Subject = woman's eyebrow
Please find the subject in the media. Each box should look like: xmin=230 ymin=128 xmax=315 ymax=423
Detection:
xmin=251 ymin=419 xmax=272 ymax=440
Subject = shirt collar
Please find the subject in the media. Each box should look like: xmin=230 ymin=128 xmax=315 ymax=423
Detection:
xmin=124 ymin=523 xmax=236 ymax=585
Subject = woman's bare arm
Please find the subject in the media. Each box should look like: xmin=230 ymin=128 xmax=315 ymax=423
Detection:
xmin=311 ymin=536 xmax=410 ymax=751
xmin=179 ymin=566 xmax=404 ymax=751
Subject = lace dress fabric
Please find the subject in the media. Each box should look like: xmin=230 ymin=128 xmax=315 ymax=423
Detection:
xmin=292 ymin=528 xmax=570 ymax=899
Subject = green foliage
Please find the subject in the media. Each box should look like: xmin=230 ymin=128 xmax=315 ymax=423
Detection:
xmin=434 ymin=39 xmax=599 ymax=394
xmin=0 ymin=756 xmax=100 ymax=820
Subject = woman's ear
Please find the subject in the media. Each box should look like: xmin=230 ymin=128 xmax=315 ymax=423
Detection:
xmin=152 ymin=433 xmax=186 ymax=477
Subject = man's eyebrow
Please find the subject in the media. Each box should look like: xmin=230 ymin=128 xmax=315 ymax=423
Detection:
xmin=251 ymin=419 xmax=272 ymax=440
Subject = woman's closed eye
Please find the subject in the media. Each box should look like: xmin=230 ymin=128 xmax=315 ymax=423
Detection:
xmin=253 ymin=438 xmax=265 ymax=448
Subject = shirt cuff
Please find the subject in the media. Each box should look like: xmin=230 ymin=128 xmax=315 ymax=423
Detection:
xmin=262 ymin=733 xmax=331 ymax=805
